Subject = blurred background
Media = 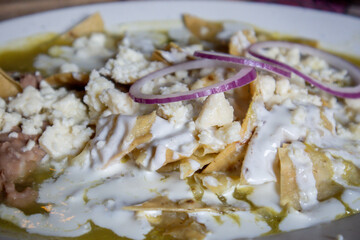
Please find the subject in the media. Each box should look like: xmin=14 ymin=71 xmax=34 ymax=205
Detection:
xmin=0 ymin=0 xmax=359 ymax=21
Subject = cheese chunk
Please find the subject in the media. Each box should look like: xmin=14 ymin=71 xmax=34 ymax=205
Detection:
xmin=196 ymin=93 xmax=234 ymax=129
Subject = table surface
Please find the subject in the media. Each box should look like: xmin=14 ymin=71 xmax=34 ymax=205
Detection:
xmin=0 ymin=0 xmax=359 ymax=21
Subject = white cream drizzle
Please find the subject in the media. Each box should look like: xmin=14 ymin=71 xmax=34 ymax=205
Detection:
xmin=241 ymin=100 xmax=351 ymax=186
xmin=190 ymin=211 xmax=270 ymax=240
xmin=342 ymin=188 xmax=360 ymax=211
xmin=90 ymin=114 xmax=137 ymax=166
xmin=279 ymin=198 xmax=345 ymax=232
xmin=288 ymin=141 xmax=319 ymax=210
xmin=0 ymin=96 xmax=359 ymax=240
xmin=247 ymin=182 xmax=282 ymax=212
xmin=241 ymin=101 xmax=303 ymax=184
xmin=140 ymin=116 xmax=197 ymax=171
xmin=0 ymin=101 xmax=360 ymax=239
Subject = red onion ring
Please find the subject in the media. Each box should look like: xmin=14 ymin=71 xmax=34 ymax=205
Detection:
xmin=129 ymin=59 xmax=257 ymax=104
xmin=248 ymin=41 xmax=360 ymax=98
xmin=194 ymin=50 xmax=291 ymax=78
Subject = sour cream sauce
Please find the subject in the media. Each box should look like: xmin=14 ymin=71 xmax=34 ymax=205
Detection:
xmin=0 ymin=110 xmax=358 ymax=240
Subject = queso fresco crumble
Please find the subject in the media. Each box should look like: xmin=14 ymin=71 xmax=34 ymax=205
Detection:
xmin=0 ymin=13 xmax=359 ymax=240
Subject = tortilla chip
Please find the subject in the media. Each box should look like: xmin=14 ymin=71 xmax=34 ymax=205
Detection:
xmin=239 ymin=99 xmax=257 ymax=145
xmin=105 ymin=112 xmax=156 ymax=167
xmin=161 ymin=218 xmax=207 ymax=240
xmin=144 ymin=211 xmax=208 ymax=240
xmin=107 ymin=112 xmax=193 ymax=170
xmin=304 ymin=145 xmax=344 ymax=200
xmin=278 ymin=144 xmax=344 ymax=210
xmin=229 ymin=29 xmax=257 ymax=56
xmin=186 ymin=175 xmax=204 ymax=202
xmin=236 ymin=81 xmax=263 ymax=184
xmin=61 ymin=12 xmax=104 ymax=40
xmin=156 ymin=160 xmax=180 ymax=173
xmin=0 ymin=68 xmax=22 ymax=98
xmin=182 ymin=14 xmax=224 ymax=43
xmin=151 ymin=50 xmax=171 ymax=65
xmin=320 ymin=109 xmax=334 ymax=133
xmin=195 ymin=146 xmax=219 ymax=157
xmin=154 ymin=149 xmax=180 ymax=171
xmin=151 ymin=42 xmax=182 ymax=64
xmin=341 ymin=159 xmax=360 ymax=187
xmin=190 ymin=72 xmax=220 ymax=92
xmin=278 ymin=146 xmax=301 ymax=210
xmin=237 ymin=78 xmax=261 ymax=145
xmin=202 ymin=142 xmax=245 ymax=173
xmin=124 ymin=196 xmax=243 ymax=213
xmin=195 ymin=172 xmax=240 ymax=196
xmin=179 ymin=154 xmax=215 ymax=179
xmin=46 ymin=72 xmax=89 ymax=88
xmin=232 ymin=85 xmax=252 ymax=121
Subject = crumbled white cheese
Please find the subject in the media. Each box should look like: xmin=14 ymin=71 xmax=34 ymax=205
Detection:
xmin=39 ymin=119 xmax=93 ymax=159
xmin=160 ymin=82 xmax=189 ymax=95
xmin=60 ymin=63 xmax=80 ymax=73
xmin=229 ymin=29 xmax=256 ymax=56
xmin=0 ymin=112 xmax=22 ymax=133
xmin=2 ymin=80 xmax=90 ymax=136
xmin=286 ymin=48 xmax=301 ymax=66
xmin=99 ymin=89 xmax=139 ymax=115
xmin=39 ymin=81 xmax=68 ymax=109
xmin=99 ymin=46 xmax=165 ymax=84
xmin=21 ymin=114 xmax=45 ymax=135
xmin=35 ymin=33 xmax=113 ymax=75
xmin=33 ymin=55 xmax=67 ymax=76
xmin=198 ymin=127 xmax=226 ymax=152
xmin=345 ymin=98 xmax=360 ymax=112
xmin=215 ymin=121 xmax=241 ymax=144
xmin=198 ymin=121 xmax=241 ymax=152
xmin=157 ymin=102 xmax=194 ymax=125
xmin=76 ymin=33 xmax=108 ymax=49
xmin=51 ymin=93 xmax=88 ymax=123
xmin=168 ymin=27 xmax=192 ymax=45
xmin=196 ymin=93 xmax=234 ymax=129
xmin=84 ymin=70 xmax=141 ymax=117
xmin=158 ymin=49 xmax=188 ymax=64
xmin=276 ymin=78 xmax=290 ymax=96
xmin=263 ymin=47 xmax=280 ymax=59
xmin=21 ymin=140 xmax=36 ymax=152
xmin=259 ymin=75 xmax=276 ymax=102
xmin=121 ymin=31 xmax=168 ymax=55
xmin=84 ymin=70 xmax=115 ymax=114
xmin=159 ymin=45 xmax=203 ymax=64
xmin=7 ymin=86 xmax=44 ymax=117
xmin=263 ymin=46 xmax=351 ymax=86
xmin=302 ymin=56 xmax=328 ymax=71
xmin=8 ymin=132 xmax=19 ymax=138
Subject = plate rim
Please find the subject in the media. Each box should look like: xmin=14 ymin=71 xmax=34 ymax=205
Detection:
xmin=0 ymin=0 xmax=359 ymax=56
xmin=0 ymin=1 xmax=359 ymax=240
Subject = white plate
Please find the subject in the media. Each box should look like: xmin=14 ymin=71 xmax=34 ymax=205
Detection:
xmin=0 ymin=1 xmax=359 ymax=240
xmin=0 ymin=1 xmax=360 ymax=56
